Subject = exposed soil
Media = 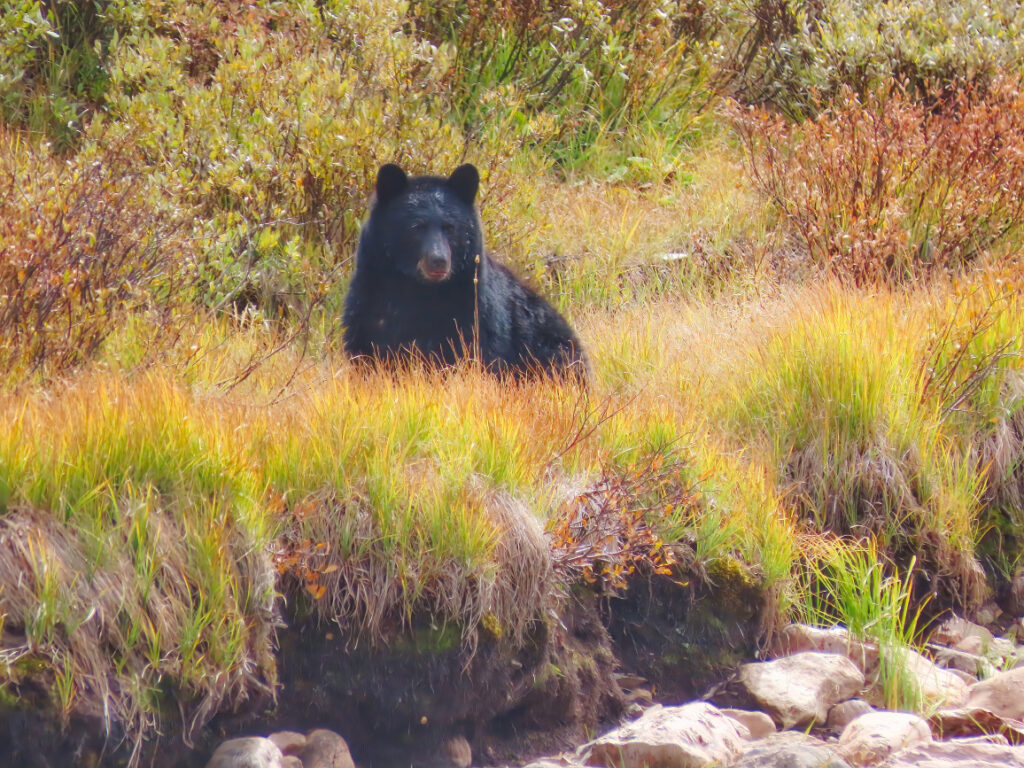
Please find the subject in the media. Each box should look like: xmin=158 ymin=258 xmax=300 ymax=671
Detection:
xmin=0 ymin=570 xmax=767 ymax=768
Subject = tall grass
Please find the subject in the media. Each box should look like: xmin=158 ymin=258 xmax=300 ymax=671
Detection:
xmin=1 ymin=269 xmax=1022 ymax=758
xmin=797 ymin=537 xmax=928 ymax=711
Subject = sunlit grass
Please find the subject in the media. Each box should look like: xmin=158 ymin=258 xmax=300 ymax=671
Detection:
xmin=1 ymin=263 xmax=1022 ymax=756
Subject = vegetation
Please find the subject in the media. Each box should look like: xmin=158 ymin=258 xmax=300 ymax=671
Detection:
xmin=1 ymin=0 xmax=1024 ymax=761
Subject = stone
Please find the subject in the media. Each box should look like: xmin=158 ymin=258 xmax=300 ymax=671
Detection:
xmin=836 ymin=711 xmax=931 ymax=766
xmin=965 ymin=666 xmax=1024 ymax=720
xmin=205 ymin=737 xmax=284 ymax=768
xmin=929 ymin=645 xmax=991 ymax=679
xmin=878 ymin=647 xmax=968 ymax=709
xmin=931 ymin=615 xmax=996 ymax=649
xmin=976 ymin=602 xmax=1003 ymax=627
xmin=827 ymin=699 xmax=873 ymax=731
xmin=1006 ymin=570 xmax=1024 ymax=617
xmin=615 ymin=673 xmax=648 ymax=689
xmin=738 ymin=652 xmax=865 ymax=728
xmin=441 ymin=735 xmax=472 ymax=768
xmin=267 ymin=732 xmax=306 ymax=756
xmin=885 ymin=739 xmax=1024 ymax=767
xmin=580 ymin=702 xmax=747 ymax=768
xmin=775 ymin=624 xmax=879 ymax=674
xmin=734 ymin=732 xmax=851 ymax=768
xmin=930 ymin=706 xmax=1024 ymax=742
xmin=299 ymin=729 xmax=355 ymax=768
xmin=282 ymin=759 xmax=303 ymax=768
xmin=626 ymin=688 xmax=654 ymax=706
xmin=947 ymin=667 xmax=980 ymax=685
xmin=720 ymin=708 xmax=777 ymax=739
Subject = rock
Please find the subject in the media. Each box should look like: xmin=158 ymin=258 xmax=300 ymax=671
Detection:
xmin=441 ymin=735 xmax=472 ymax=768
xmin=828 ymin=699 xmax=873 ymax=731
xmin=955 ymin=633 xmax=1012 ymax=658
xmin=299 ymin=729 xmax=354 ymax=768
xmin=946 ymin=667 xmax=980 ymax=685
xmin=580 ymin=702 xmax=747 ymax=768
xmin=626 ymin=688 xmax=654 ymax=706
xmin=524 ymin=760 xmax=581 ymax=768
xmin=878 ymin=647 xmax=968 ymax=709
xmin=836 ymin=711 xmax=931 ymax=766
xmin=931 ymin=615 xmax=996 ymax=649
xmin=775 ymin=624 xmax=879 ymax=674
xmin=615 ymin=673 xmax=648 ymax=689
xmin=738 ymin=652 xmax=864 ymax=728
xmin=720 ymin=709 xmax=777 ymax=740
xmin=735 ymin=732 xmax=851 ymax=768
xmin=267 ymin=732 xmax=306 ymax=756
xmin=976 ymin=602 xmax=1003 ymax=627
xmin=929 ymin=645 xmax=991 ymax=679
xmin=930 ymin=706 xmax=1024 ymax=742
xmin=282 ymin=759 xmax=303 ymax=768
xmin=205 ymin=738 xmax=285 ymax=768
xmin=965 ymin=667 xmax=1024 ymax=720
xmin=884 ymin=739 xmax=1024 ymax=767
xmin=1005 ymin=571 xmax=1024 ymax=617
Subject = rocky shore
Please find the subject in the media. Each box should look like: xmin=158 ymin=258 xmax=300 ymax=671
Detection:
xmin=206 ymin=613 xmax=1024 ymax=768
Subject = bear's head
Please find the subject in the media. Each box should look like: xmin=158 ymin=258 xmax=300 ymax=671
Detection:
xmin=365 ymin=163 xmax=483 ymax=284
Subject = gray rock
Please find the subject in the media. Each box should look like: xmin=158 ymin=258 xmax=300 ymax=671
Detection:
xmin=775 ymin=624 xmax=879 ymax=675
xmin=205 ymin=738 xmax=284 ymax=768
xmin=884 ymin=739 xmax=1024 ymax=767
xmin=282 ymin=758 xmax=303 ymax=768
xmin=975 ymin=602 xmax=1003 ymax=627
xmin=836 ymin=711 xmax=931 ymax=766
xmin=267 ymin=732 xmax=306 ymax=756
xmin=827 ymin=699 xmax=873 ymax=732
xmin=299 ymin=729 xmax=354 ymax=768
xmin=739 ymin=652 xmax=865 ymax=728
xmin=876 ymin=647 xmax=968 ymax=709
xmin=736 ymin=732 xmax=851 ymax=768
xmin=965 ymin=666 xmax=1024 ymax=720
xmin=930 ymin=706 xmax=1024 ymax=742
xmin=929 ymin=645 xmax=991 ymax=679
xmin=580 ymin=702 xmax=747 ymax=768
xmin=441 ymin=735 xmax=472 ymax=768
xmin=720 ymin=708 xmax=777 ymax=740
xmin=931 ymin=615 xmax=996 ymax=649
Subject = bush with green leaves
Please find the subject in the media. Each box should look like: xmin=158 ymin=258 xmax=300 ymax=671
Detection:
xmin=409 ymin=0 xmax=720 ymax=178
xmin=0 ymin=0 xmax=126 ymax=150
xmin=722 ymin=0 xmax=1024 ymax=116
xmin=83 ymin=0 xmax=537 ymax=319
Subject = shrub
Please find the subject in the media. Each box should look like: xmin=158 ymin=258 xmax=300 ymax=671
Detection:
xmin=734 ymin=78 xmax=1024 ymax=284
xmin=0 ymin=0 xmax=122 ymax=150
xmin=87 ymin=0 xmax=535 ymax=317
xmin=0 ymin=131 xmax=187 ymax=379
xmin=409 ymin=0 xmax=719 ymax=177
xmin=722 ymin=0 xmax=1024 ymax=116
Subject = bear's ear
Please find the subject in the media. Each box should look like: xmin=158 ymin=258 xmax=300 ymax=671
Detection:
xmin=376 ymin=164 xmax=408 ymax=205
xmin=447 ymin=164 xmax=479 ymax=205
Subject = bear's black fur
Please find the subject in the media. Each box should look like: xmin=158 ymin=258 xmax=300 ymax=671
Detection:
xmin=342 ymin=163 xmax=588 ymax=379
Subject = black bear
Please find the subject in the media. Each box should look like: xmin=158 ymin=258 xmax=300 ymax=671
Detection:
xmin=342 ymin=163 xmax=588 ymax=379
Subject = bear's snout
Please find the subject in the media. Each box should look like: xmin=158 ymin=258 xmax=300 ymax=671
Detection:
xmin=416 ymin=231 xmax=452 ymax=282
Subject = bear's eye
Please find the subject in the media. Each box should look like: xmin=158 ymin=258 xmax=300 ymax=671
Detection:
xmin=441 ymin=222 xmax=456 ymax=236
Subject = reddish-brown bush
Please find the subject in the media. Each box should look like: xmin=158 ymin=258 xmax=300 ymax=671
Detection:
xmin=0 ymin=134 xmax=188 ymax=377
xmin=734 ymin=78 xmax=1024 ymax=284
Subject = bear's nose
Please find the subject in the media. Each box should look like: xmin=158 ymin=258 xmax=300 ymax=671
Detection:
xmin=425 ymin=252 xmax=449 ymax=272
